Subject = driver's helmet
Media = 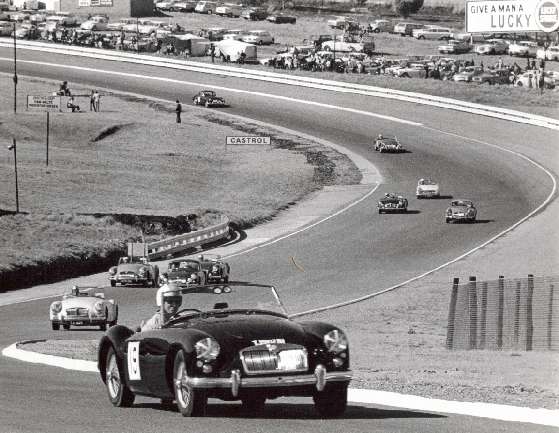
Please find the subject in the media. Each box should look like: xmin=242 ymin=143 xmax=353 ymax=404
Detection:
xmin=156 ymin=283 xmax=181 ymax=307
xmin=122 ymin=257 xmax=129 ymax=263
xmin=378 ymin=134 xmax=383 ymax=139
xmin=197 ymin=254 xmax=204 ymax=261
xmin=72 ymin=285 xmax=80 ymax=296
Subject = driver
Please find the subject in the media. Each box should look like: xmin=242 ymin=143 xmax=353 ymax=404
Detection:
xmin=377 ymin=134 xmax=383 ymax=140
xmin=140 ymin=283 xmax=182 ymax=331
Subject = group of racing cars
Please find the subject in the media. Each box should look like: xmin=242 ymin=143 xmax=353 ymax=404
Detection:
xmin=373 ymin=134 xmax=478 ymax=223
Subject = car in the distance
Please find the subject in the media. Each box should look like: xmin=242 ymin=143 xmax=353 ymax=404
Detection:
xmin=515 ymin=71 xmax=556 ymax=89
xmin=241 ymin=29 xmax=274 ymax=45
xmin=267 ymin=13 xmax=296 ymax=24
xmin=155 ymin=0 xmax=180 ymax=11
xmin=368 ymin=19 xmax=392 ymax=33
xmin=416 ymin=178 xmax=440 ymax=198
xmin=160 ymin=259 xmax=207 ymax=287
xmin=172 ymin=1 xmax=197 ymax=12
xmin=107 ymin=18 xmax=137 ymax=31
xmin=393 ymin=22 xmax=424 ymax=37
xmin=453 ymin=66 xmax=484 ymax=82
xmin=445 ymin=199 xmax=477 ymax=223
xmin=378 ymin=193 xmax=408 ymax=213
xmin=45 ymin=12 xmax=78 ymax=26
xmin=474 ymin=39 xmax=509 ymax=55
xmin=373 ymin=135 xmax=404 ymax=153
xmin=80 ymin=15 xmax=109 ymax=31
xmin=198 ymin=254 xmax=231 ymax=283
xmin=438 ymin=39 xmax=471 ymax=54
xmin=472 ymin=68 xmax=511 ymax=85
xmin=413 ymin=25 xmax=452 ymax=40
xmin=508 ymin=40 xmax=538 ymax=57
xmin=13 ymin=22 xmax=39 ymax=39
xmin=327 ymin=16 xmax=358 ymax=30
xmin=98 ymin=283 xmax=352 ymax=417
xmin=193 ymin=90 xmax=227 ymax=107
xmin=537 ymin=45 xmax=559 ymax=61
xmin=215 ymin=3 xmax=242 ymax=17
xmin=50 ymin=286 xmax=118 ymax=331
xmin=0 ymin=20 xmax=12 ymax=36
xmin=195 ymin=0 xmax=218 ymax=14
xmin=108 ymin=256 xmax=159 ymax=287
xmin=240 ymin=7 xmax=267 ymax=20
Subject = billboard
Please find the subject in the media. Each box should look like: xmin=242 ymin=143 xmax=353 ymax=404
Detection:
xmin=27 ymin=95 xmax=61 ymax=111
xmin=466 ymin=0 xmax=559 ymax=33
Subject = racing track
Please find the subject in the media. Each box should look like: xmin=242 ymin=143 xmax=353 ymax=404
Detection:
xmin=0 ymin=48 xmax=557 ymax=433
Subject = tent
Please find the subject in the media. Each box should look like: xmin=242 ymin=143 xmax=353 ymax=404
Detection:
xmin=214 ymin=39 xmax=257 ymax=62
xmin=170 ymin=33 xmax=211 ymax=56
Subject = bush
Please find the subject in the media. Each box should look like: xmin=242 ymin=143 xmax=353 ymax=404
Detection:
xmin=394 ymin=0 xmax=424 ymax=17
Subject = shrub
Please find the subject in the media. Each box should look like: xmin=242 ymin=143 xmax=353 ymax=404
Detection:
xmin=394 ymin=0 xmax=424 ymax=18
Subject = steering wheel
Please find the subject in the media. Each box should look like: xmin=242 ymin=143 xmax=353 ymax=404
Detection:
xmin=169 ymin=308 xmax=201 ymax=320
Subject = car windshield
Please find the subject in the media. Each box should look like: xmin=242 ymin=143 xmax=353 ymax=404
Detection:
xmin=63 ymin=287 xmax=104 ymax=298
xmin=419 ymin=179 xmax=436 ymax=185
xmin=451 ymin=200 xmax=472 ymax=207
xmin=202 ymin=91 xmax=215 ymax=97
xmin=164 ymin=283 xmax=288 ymax=327
xmin=382 ymin=138 xmax=399 ymax=145
xmin=170 ymin=260 xmax=199 ymax=271
xmin=119 ymin=256 xmax=147 ymax=264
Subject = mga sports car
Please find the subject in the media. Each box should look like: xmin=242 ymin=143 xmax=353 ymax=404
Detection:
xmin=378 ymin=193 xmax=408 ymax=213
xmin=108 ymin=256 xmax=159 ymax=287
xmin=50 ymin=286 xmax=118 ymax=331
xmin=198 ymin=254 xmax=231 ymax=283
xmin=192 ymin=90 xmax=227 ymax=108
xmin=98 ymin=283 xmax=352 ymax=417
xmin=159 ymin=259 xmax=207 ymax=287
xmin=445 ymin=199 xmax=477 ymax=223
xmin=416 ymin=178 xmax=440 ymax=198
xmin=373 ymin=135 xmax=404 ymax=153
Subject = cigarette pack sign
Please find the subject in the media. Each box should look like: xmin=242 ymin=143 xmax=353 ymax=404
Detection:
xmin=466 ymin=0 xmax=559 ymax=33
xmin=27 ymin=95 xmax=61 ymax=111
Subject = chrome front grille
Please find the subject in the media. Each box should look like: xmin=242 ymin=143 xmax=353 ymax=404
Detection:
xmin=66 ymin=307 xmax=88 ymax=316
xmin=240 ymin=344 xmax=308 ymax=375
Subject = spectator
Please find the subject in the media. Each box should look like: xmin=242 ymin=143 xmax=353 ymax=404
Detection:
xmin=67 ymin=96 xmax=80 ymax=112
xmin=539 ymin=71 xmax=545 ymax=95
xmin=210 ymin=43 xmax=215 ymax=63
xmin=90 ymin=90 xmax=95 ymax=111
xmin=175 ymin=99 xmax=182 ymax=123
xmin=92 ymin=90 xmax=100 ymax=112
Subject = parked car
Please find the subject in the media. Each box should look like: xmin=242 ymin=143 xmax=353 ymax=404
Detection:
xmin=14 ymin=22 xmax=39 ymax=38
xmin=155 ymin=0 xmax=181 ymax=11
xmin=50 ymin=286 xmax=118 ymax=331
xmin=198 ymin=254 xmax=231 ymax=283
xmin=200 ymin=26 xmax=227 ymax=40
xmin=514 ymin=71 xmax=556 ymax=89
xmin=368 ymin=19 xmax=391 ymax=33
xmin=160 ymin=259 xmax=207 ymax=287
xmin=241 ymin=29 xmax=274 ymax=45
xmin=445 ymin=199 xmax=477 ymax=223
xmin=416 ymin=178 xmax=440 ymax=198
xmin=45 ymin=12 xmax=78 ymax=26
xmin=393 ymin=22 xmax=424 ymax=37
xmin=390 ymin=62 xmax=427 ymax=78
xmin=98 ymin=283 xmax=352 ymax=417
xmin=453 ymin=66 xmax=484 ymax=82
xmin=107 ymin=18 xmax=136 ymax=31
xmin=508 ymin=40 xmax=538 ymax=57
xmin=321 ymin=33 xmax=374 ymax=54
xmin=172 ymin=1 xmax=197 ymax=12
xmin=0 ymin=20 xmax=13 ymax=36
xmin=195 ymin=1 xmax=218 ymax=14
xmin=413 ymin=25 xmax=452 ymax=40
xmin=108 ymin=256 xmax=159 ymax=287
xmin=304 ymin=34 xmax=333 ymax=47
xmin=216 ymin=3 xmax=242 ymax=17
xmin=327 ymin=16 xmax=358 ymax=30
xmin=240 ymin=7 xmax=267 ymax=20
xmin=267 ymin=13 xmax=296 ymax=24
xmin=29 ymin=12 xmax=47 ymax=23
xmin=474 ymin=39 xmax=509 ymax=55
xmin=438 ymin=39 xmax=471 ymax=54
xmin=373 ymin=135 xmax=404 ymax=152
xmin=193 ymin=90 xmax=227 ymax=107
xmin=537 ymin=45 xmax=559 ymax=61
xmin=472 ymin=68 xmax=511 ymax=85
xmin=378 ymin=193 xmax=408 ymax=213
xmin=80 ymin=15 xmax=109 ymax=31
xmin=222 ymin=30 xmax=245 ymax=41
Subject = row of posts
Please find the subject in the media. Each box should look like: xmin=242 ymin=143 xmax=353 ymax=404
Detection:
xmin=446 ymin=275 xmax=555 ymax=351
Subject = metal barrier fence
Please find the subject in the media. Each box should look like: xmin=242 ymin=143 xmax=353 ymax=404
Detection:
xmin=446 ymin=275 xmax=559 ymax=351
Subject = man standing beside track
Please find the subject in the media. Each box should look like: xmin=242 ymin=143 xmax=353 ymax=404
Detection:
xmin=175 ymin=99 xmax=182 ymax=123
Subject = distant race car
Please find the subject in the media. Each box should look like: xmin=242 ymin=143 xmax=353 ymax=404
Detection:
xmin=98 ymin=283 xmax=352 ymax=417
xmin=198 ymin=254 xmax=231 ymax=283
xmin=108 ymin=256 xmax=159 ymax=287
xmin=160 ymin=259 xmax=207 ymax=287
xmin=193 ymin=90 xmax=227 ymax=107
xmin=416 ymin=178 xmax=440 ymax=198
xmin=373 ymin=135 xmax=404 ymax=153
xmin=378 ymin=193 xmax=408 ymax=213
xmin=266 ymin=14 xmax=296 ymax=24
xmin=50 ymin=286 xmax=118 ymax=331
xmin=445 ymin=199 xmax=477 ymax=223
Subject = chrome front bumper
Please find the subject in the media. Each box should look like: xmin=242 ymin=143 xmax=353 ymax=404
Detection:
xmin=182 ymin=365 xmax=352 ymax=397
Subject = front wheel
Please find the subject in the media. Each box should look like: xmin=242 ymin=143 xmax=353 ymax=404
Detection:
xmin=110 ymin=280 xmax=116 ymax=287
xmin=174 ymin=351 xmax=207 ymax=417
xmin=313 ymin=383 xmax=348 ymax=418
xmin=63 ymin=323 xmax=70 ymax=330
xmin=51 ymin=322 xmax=60 ymax=331
xmin=105 ymin=346 xmax=135 ymax=407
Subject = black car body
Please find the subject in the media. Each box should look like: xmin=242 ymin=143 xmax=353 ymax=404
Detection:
xmin=373 ymin=136 xmax=404 ymax=153
xmin=241 ymin=7 xmax=268 ymax=20
xmin=98 ymin=284 xmax=352 ymax=417
xmin=199 ymin=254 xmax=230 ymax=283
xmin=193 ymin=90 xmax=227 ymax=107
xmin=378 ymin=193 xmax=408 ymax=213
xmin=267 ymin=14 xmax=296 ymax=24
xmin=160 ymin=259 xmax=207 ymax=287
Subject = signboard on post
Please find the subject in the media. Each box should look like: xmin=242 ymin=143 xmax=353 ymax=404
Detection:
xmin=26 ymin=95 xmax=61 ymax=112
xmin=466 ymin=0 xmax=559 ymax=33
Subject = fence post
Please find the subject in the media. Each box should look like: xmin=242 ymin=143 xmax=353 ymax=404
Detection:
xmin=479 ymin=281 xmax=488 ymax=349
xmin=526 ymin=274 xmax=534 ymax=351
xmin=468 ymin=276 xmax=478 ymax=350
xmin=514 ymin=280 xmax=521 ymax=347
xmin=497 ymin=275 xmax=505 ymax=349
xmin=446 ymin=277 xmax=460 ymax=350
xmin=548 ymin=284 xmax=555 ymax=350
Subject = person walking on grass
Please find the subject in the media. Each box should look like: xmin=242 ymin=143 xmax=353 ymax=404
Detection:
xmin=175 ymin=99 xmax=182 ymax=123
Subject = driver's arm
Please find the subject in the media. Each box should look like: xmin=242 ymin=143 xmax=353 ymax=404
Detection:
xmin=140 ymin=313 xmax=162 ymax=332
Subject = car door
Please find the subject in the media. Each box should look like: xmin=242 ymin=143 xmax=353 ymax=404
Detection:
xmin=125 ymin=336 xmax=172 ymax=397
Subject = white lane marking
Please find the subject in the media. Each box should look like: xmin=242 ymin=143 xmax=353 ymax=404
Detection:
xmin=0 ymin=57 xmax=422 ymax=126
xmin=2 ymin=342 xmax=558 ymax=426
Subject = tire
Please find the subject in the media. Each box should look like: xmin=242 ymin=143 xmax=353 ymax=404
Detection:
xmin=418 ymin=35 xmax=425 ymax=40
xmin=224 ymin=275 xmax=229 ymax=283
xmin=516 ymin=81 xmax=523 ymax=87
xmin=105 ymin=346 xmax=135 ymax=407
xmin=173 ymin=351 xmax=207 ymax=417
xmin=109 ymin=307 xmax=118 ymax=327
xmin=378 ymin=209 xmax=382 ymax=214
xmin=208 ymin=9 xmax=212 ymax=14
xmin=110 ymin=280 xmax=116 ymax=287
xmin=373 ymin=28 xmax=380 ymax=33
xmin=446 ymin=218 xmax=451 ymax=223
xmin=313 ymin=383 xmax=348 ymax=418
xmin=51 ymin=322 xmax=60 ymax=331
xmin=100 ymin=323 xmax=107 ymax=331
xmin=63 ymin=322 xmax=70 ymax=330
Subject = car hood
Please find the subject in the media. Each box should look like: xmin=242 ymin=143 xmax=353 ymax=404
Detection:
xmin=60 ymin=297 xmax=99 ymax=309
xmin=379 ymin=197 xmax=404 ymax=204
xmin=167 ymin=269 xmax=198 ymax=277
xmin=117 ymin=264 xmax=144 ymax=272
xmin=417 ymin=184 xmax=439 ymax=191
xmin=448 ymin=206 xmax=472 ymax=212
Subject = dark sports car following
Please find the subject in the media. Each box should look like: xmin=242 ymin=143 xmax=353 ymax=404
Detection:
xmin=98 ymin=283 xmax=352 ymax=417
xmin=378 ymin=193 xmax=408 ymax=213
xmin=193 ymin=90 xmax=227 ymax=107
xmin=108 ymin=256 xmax=159 ymax=287
xmin=373 ymin=135 xmax=404 ymax=153
xmin=159 ymin=259 xmax=207 ymax=287
xmin=198 ymin=254 xmax=231 ymax=283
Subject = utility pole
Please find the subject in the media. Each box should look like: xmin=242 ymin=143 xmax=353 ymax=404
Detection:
xmin=13 ymin=22 xmax=17 ymax=114
xmin=8 ymin=139 xmax=19 ymax=213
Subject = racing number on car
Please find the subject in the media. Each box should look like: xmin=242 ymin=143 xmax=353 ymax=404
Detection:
xmin=127 ymin=341 xmax=141 ymax=380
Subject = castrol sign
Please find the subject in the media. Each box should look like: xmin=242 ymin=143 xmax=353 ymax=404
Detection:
xmin=466 ymin=0 xmax=559 ymax=33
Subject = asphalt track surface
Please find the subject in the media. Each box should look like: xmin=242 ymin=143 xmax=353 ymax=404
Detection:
xmin=0 ymin=48 xmax=558 ymax=433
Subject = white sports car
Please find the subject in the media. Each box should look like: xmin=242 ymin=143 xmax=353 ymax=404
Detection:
xmin=416 ymin=178 xmax=440 ymax=198
xmin=50 ymin=286 xmax=118 ymax=331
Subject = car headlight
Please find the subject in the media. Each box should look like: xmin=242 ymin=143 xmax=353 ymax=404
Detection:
xmin=94 ymin=301 xmax=104 ymax=313
xmin=468 ymin=209 xmax=476 ymax=216
xmin=447 ymin=209 xmax=453 ymax=215
xmin=139 ymin=267 xmax=147 ymax=276
xmin=109 ymin=267 xmax=117 ymax=276
xmin=51 ymin=302 xmax=62 ymax=313
xmin=323 ymin=329 xmax=348 ymax=354
xmin=195 ymin=337 xmax=220 ymax=361
xmin=212 ymin=265 xmax=219 ymax=273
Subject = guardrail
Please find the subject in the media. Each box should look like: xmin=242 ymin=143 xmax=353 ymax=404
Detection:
xmin=147 ymin=216 xmax=230 ymax=261
xmin=2 ymin=38 xmax=558 ymax=130
xmin=446 ymin=275 xmax=559 ymax=351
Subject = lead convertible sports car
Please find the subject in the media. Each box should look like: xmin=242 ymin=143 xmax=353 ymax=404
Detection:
xmin=98 ymin=283 xmax=352 ymax=417
xmin=50 ymin=286 xmax=118 ymax=331
xmin=108 ymin=256 xmax=159 ymax=288
xmin=445 ymin=199 xmax=477 ymax=223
